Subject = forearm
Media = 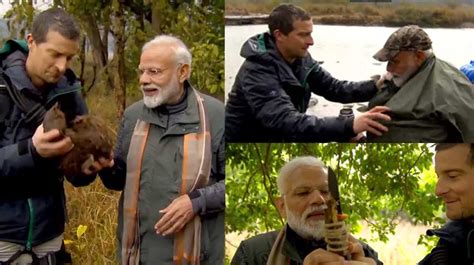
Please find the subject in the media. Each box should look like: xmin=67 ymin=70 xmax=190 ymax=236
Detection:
xmin=190 ymin=180 xmax=225 ymax=215
xmin=309 ymin=64 xmax=378 ymax=103
xmin=257 ymin=105 xmax=355 ymax=142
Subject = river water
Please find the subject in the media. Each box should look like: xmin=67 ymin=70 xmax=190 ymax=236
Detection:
xmin=225 ymin=25 xmax=474 ymax=117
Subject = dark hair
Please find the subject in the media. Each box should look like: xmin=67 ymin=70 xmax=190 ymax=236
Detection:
xmin=435 ymin=143 xmax=474 ymax=166
xmin=31 ymin=8 xmax=80 ymax=44
xmin=268 ymin=4 xmax=311 ymax=36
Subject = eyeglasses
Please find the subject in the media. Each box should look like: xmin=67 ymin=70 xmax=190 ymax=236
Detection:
xmin=137 ymin=63 xmax=183 ymax=78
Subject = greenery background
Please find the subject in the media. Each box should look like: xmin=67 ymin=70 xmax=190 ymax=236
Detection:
xmin=1 ymin=1 xmax=458 ymax=264
xmin=226 ymin=143 xmax=445 ymax=264
xmin=2 ymin=0 xmax=223 ymax=264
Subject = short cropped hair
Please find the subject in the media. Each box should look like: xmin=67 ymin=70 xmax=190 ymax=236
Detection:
xmin=31 ymin=8 xmax=80 ymax=44
xmin=268 ymin=4 xmax=311 ymax=36
xmin=435 ymin=143 xmax=474 ymax=166
xmin=277 ymin=156 xmax=325 ymax=195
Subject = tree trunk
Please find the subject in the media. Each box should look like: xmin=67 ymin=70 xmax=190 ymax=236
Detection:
xmin=112 ymin=0 xmax=126 ymax=118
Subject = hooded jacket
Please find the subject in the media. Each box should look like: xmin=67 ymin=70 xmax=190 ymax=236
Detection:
xmin=0 ymin=40 xmax=91 ymax=249
xmin=419 ymin=220 xmax=474 ymax=265
xmin=225 ymin=32 xmax=378 ymax=142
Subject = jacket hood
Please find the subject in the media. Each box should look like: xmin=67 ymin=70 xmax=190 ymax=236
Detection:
xmin=427 ymin=220 xmax=474 ymax=259
xmin=240 ymin=32 xmax=279 ymax=60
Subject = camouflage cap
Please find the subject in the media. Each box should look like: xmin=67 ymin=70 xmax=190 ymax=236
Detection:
xmin=373 ymin=25 xmax=432 ymax=62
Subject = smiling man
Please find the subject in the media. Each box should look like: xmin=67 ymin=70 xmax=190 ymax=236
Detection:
xmin=231 ymin=156 xmax=381 ymax=265
xmin=99 ymin=35 xmax=225 ymax=265
xmin=419 ymin=144 xmax=474 ymax=265
xmin=369 ymin=25 xmax=474 ymax=142
xmin=225 ymin=3 xmax=391 ymax=143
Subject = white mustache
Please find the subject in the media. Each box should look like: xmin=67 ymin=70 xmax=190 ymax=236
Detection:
xmin=141 ymin=84 xmax=160 ymax=90
xmin=303 ymin=205 xmax=328 ymax=219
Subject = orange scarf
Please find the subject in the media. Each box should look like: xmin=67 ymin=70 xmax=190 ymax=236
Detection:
xmin=121 ymin=90 xmax=211 ymax=265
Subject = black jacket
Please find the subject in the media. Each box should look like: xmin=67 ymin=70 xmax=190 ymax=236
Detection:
xmin=419 ymin=220 xmax=474 ymax=265
xmin=0 ymin=41 xmax=91 ymax=248
xmin=225 ymin=32 xmax=378 ymax=142
xmin=231 ymin=225 xmax=383 ymax=265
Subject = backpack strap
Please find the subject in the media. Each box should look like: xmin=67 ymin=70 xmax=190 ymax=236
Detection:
xmin=0 ymin=68 xmax=46 ymax=130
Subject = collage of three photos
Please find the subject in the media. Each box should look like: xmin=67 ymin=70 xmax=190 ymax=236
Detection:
xmin=0 ymin=0 xmax=473 ymax=264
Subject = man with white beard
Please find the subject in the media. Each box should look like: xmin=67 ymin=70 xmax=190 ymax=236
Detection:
xmin=231 ymin=156 xmax=381 ymax=265
xmin=99 ymin=35 xmax=225 ymax=264
xmin=368 ymin=25 xmax=474 ymax=142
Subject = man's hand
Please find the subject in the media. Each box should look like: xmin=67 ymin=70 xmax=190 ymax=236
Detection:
xmin=303 ymin=249 xmax=345 ymax=265
xmin=154 ymin=194 xmax=194 ymax=236
xmin=353 ymin=106 xmax=391 ymax=136
xmin=348 ymin=236 xmax=376 ymax=265
xmin=303 ymin=242 xmax=376 ymax=265
xmin=372 ymin=72 xmax=393 ymax=91
xmin=32 ymin=124 xmax=73 ymax=158
xmin=81 ymin=152 xmax=115 ymax=176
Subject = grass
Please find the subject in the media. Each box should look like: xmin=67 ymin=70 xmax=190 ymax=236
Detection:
xmin=226 ymin=2 xmax=474 ymax=28
xmin=63 ymin=87 xmax=125 ymax=264
xmin=64 ymin=180 xmax=120 ymax=265
xmin=62 ymin=52 xmax=221 ymax=263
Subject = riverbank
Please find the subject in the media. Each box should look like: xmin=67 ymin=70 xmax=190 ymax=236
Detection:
xmin=226 ymin=3 xmax=474 ymax=28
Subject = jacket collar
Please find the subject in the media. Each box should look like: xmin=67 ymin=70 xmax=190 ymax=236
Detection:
xmin=241 ymin=32 xmax=315 ymax=88
xmin=427 ymin=219 xmax=474 ymax=261
xmin=2 ymin=49 xmax=82 ymax=103
xmin=282 ymin=224 xmax=326 ymax=263
xmin=139 ymin=81 xmax=200 ymax=132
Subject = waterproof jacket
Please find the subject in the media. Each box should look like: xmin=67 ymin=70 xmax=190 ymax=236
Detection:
xmin=368 ymin=55 xmax=474 ymax=142
xmin=0 ymin=40 xmax=91 ymax=248
xmin=99 ymin=83 xmax=225 ymax=265
xmin=231 ymin=225 xmax=383 ymax=265
xmin=225 ymin=32 xmax=378 ymax=142
xmin=460 ymin=60 xmax=474 ymax=83
xmin=419 ymin=220 xmax=474 ymax=265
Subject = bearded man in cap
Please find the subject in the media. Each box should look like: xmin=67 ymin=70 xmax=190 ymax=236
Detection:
xmin=368 ymin=25 xmax=474 ymax=142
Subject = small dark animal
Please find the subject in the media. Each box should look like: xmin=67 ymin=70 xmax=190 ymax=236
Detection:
xmin=43 ymin=103 xmax=114 ymax=177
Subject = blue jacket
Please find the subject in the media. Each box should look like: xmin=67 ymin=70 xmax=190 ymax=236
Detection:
xmin=419 ymin=220 xmax=474 ymax=265
xmin=460 ymin=60 xmax=474 ymax=83
xmin=0 ymin=40 xmax=91 ymax=249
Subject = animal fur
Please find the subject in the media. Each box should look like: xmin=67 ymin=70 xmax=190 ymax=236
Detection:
xmin=43 ymin=103 xmax=114 ymax=177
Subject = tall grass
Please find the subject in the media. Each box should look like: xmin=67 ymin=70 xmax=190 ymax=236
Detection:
xmin=63 ymin=88 xmax=125 ymax=264
xmin=64 ymin=181 xmax=120 ymax=265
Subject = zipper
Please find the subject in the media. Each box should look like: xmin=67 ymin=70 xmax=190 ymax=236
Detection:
xmin=299 ymin=63 xmax=318 ymax=112
xmin=26 ymin=198 xmax=34 ymax=251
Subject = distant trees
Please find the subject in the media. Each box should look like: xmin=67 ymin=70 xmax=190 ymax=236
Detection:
xmin=3 ymin=0 xmax=224 ymax=117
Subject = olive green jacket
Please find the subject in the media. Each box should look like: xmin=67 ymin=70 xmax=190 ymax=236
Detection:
xmin=368 ymin=55 xmax=474 ymax=142
xmin=231 ymin=225 xmax=382 ymax=265
xmin=100 ymin=83 xmax=225 ymax=264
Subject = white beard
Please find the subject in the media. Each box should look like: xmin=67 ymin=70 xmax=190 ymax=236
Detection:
xmin=286 ymin=204 xmax=327 ymax=240
xmin=141 ymin=73 xmax=180 ymax=108
xmin=391 ymin=63 xmax=419 ymax=88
